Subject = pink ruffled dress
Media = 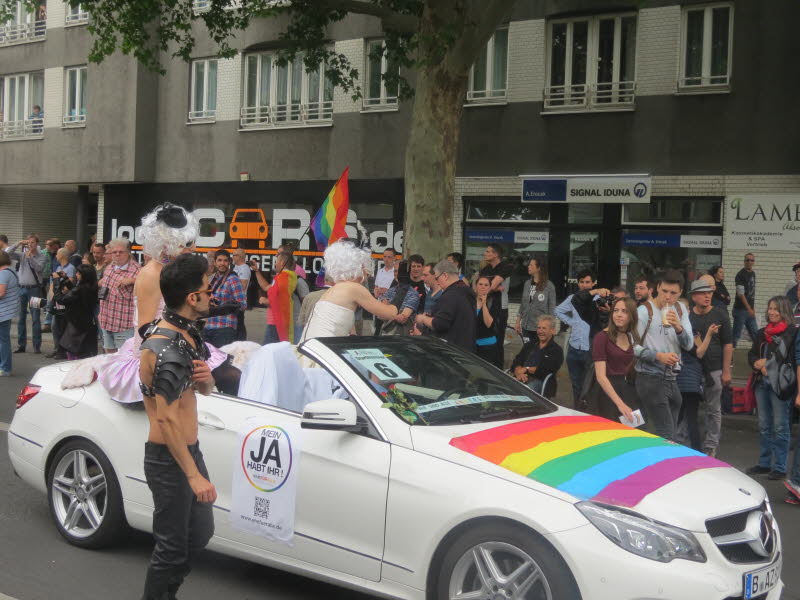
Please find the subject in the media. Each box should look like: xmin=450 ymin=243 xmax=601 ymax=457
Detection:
xmin=79 ymin=298 xmax=227 ymax=404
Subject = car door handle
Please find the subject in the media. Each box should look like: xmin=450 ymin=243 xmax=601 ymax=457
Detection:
xmin=198 ymin=412 xmax=225 ymax=430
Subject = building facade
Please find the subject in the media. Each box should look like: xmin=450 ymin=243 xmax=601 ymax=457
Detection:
xmin=1 ymin=0 xmax=799 ymax=317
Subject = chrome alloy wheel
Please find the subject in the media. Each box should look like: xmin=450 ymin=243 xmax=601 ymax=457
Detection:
xmin=50 ymin=449 xmax=108 ymax=538
xmin=448 ymin=541 xmax=553 ymax=600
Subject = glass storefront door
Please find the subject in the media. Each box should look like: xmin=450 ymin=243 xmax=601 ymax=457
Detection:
xmin=568 ymin=232 xmax=600 ymax=285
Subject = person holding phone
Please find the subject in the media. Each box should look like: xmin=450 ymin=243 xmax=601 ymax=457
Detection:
xmin=687 ymin=279 xmax=733 ymax=457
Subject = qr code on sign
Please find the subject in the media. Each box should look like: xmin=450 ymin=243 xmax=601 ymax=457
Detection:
xmin=254 ymin=497 xmax=270 ymax=519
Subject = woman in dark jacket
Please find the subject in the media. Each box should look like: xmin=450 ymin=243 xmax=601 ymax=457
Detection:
xmin=54 ymin=264 xmax=99 ymax=359
xmin=747 ymin=296 xmax=797 ymax=479
xmin=474 ymin=275 xmax=502 ymax=367
xmin=709 ymin=266 xmax=730 ymax=309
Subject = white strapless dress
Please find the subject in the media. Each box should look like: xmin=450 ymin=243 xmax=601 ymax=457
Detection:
xmin=299 ymin=300 xmax=356 ymax=342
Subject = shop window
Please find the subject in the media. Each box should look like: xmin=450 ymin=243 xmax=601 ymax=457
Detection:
xmin=189 ymin=58 xmax=218 ymax=122
xmin=63 ymin=66 xmax=88 ymax=126
xmin=466 ymin=200 xmax=549 ymax=223
xmin=568 ymin=204 xmax=604 ymax=225
xmin=0 ymin=71 xmax=44 ymax=139
xmin=544 ymin=13 xmax=636 ymax=112
xmin=467 ymin=27 xmax=508 ymax=104
xmin=363 ymin=39 xmax=398 ymax=110
xmin=241 ymin=52 xmax=333 ymax=128
xmin=679 ymin=3 xmax=733 ymax=92
xmin=623 ymin=198 xmax=722 ymax=226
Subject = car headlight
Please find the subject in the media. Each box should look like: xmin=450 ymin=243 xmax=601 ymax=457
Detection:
xmin=577 ymin=501 xmax=706 ymax=564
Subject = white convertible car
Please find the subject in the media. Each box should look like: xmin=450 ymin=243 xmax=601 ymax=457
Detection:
xmin=8 ymin=336 xmax=783 ymax=600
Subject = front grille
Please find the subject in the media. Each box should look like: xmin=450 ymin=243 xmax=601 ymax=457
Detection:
xmin=706 ymin=503 xmax=776 ymax=565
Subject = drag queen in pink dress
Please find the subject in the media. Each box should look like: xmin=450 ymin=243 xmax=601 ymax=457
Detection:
xmin=63 ymin=204 xmax=226 ymax=402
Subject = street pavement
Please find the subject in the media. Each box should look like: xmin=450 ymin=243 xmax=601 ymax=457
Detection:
xmin=0 ymin=312 xmax=798 ymax=599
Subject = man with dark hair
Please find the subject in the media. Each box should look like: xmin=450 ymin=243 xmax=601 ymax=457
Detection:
xmin=203 ymin=248 xmax=247 ymax=347
xmin=0 ymin=235 xmax=8 ymax=251
xmin=633 ymin=269 xmax=694 ymax=443
xmin=139 ymin=253 xmax=216 ymax=600
xmin=633 ymin=275 xmax=654 ymax=305
xmin=407 ymin=253 xmax=427 ymax=309
xmin=555 ymin=270 xmax=596 ymax=404
xmin=479 ymin=243 xmax=513 ymax=359
xmin=732 ymin=253 xmax=757 ymax=347
xmin=374 ymin=247 xmax=397 ymax=298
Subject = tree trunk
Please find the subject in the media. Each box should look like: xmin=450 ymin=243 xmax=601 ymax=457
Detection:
xmin=402 ymin=46 xmax=468 ymax=262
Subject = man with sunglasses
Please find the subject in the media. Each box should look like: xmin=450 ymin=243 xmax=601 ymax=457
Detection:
xmin=97 ymin=238 xmax=141 ymax=353
xmin=733 ymin=253 xmax=758 ymax=347
xmin=139 ymin=253 xmax=216 ymax=600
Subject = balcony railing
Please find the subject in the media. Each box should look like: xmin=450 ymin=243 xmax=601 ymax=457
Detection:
xmin=0 ymin=20 xmax=46 ymax=45
xmin=65 ymin=11 xmax=89 ymax=25
xmin=466 ymin=88 xmax=507 ymax=103
xmin=543 ymin=81 xmax=636 ymax=112
xmin=677 ymin=75 xmax=730 ymax=92
xmin=0 ymin=119 xmax=44 ymax=140
xmin=188 ymin=109 xmax=216 ymax=123
xmin=362 ymin=96 xmax=398 ymax=111
xmin=63 ymin=112 xmax=87 ymax=126
xmin=240 ymin=101 xmax=333 ymax=128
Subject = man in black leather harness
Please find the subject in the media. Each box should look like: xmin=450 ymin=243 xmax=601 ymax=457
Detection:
xmin=139 ymin=254 xmax=216 ymax=600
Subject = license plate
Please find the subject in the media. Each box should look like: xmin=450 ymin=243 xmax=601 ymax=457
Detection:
xmin=744 ymin=555 xmax=781 ymax=599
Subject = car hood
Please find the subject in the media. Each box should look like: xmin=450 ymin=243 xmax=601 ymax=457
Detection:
xmin=410 ymin=408 xmax=765 ymax=532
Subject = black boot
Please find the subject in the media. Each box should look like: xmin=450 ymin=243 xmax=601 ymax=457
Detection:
xmin=142 ymin=567 xmax=173 ymax=600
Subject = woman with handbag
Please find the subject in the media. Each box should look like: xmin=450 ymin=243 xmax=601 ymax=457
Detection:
xmin=474 ymin=275 xmax=502 ymax=367
xmin=747 ymin=296 xmax=798 ymax=480
xmin=585 ymin=297 xmax=642 ymax=421
xmin=53 ymin=264 xmax=99 ymax=360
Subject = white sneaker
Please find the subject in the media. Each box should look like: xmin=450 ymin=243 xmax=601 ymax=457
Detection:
xmin=785 ymin=479 xmax=800 ymax=500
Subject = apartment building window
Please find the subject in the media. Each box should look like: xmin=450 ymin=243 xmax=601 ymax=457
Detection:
xmin=0 ymin=71 xmax=45 ymax=139
xmin=64 ymin=66 xmax=88 ymax=126
xmin=544 ymin=14 xmax=636 ymax=112
xmin=65 ymin=3 xmax=89 ymax=25
xmin=189 ymin=59 xmax=217 ymax=122
xmin=363 ymin=40 xmax=398 ymax=110
xmin=0 ymin=1 xmax=46 ymax=46
xmin=467 ymin=27 xmax=508 ymax=104
xmin=241 ymin=52 xmax=333 ymax=128
xmin=679 ymin=4 xmax=733 ymax=91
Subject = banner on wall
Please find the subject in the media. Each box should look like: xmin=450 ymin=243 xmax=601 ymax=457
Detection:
xmin=230 ymin=421 xmax=301 ymax=545
xmin=726 ymin=194 xmax=800 ymax=251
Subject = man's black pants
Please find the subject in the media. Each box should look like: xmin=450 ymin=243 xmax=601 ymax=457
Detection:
xmin=142 ymin=442 xmax=214 ymax=600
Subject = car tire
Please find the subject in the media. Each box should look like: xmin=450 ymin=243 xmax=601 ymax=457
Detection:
xmin=435 ymin=520 xmax=581 ymax=600
xmin=46 ymin=439 xmax=127 ymax=549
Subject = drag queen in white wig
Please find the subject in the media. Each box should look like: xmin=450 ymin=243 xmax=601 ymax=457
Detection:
xmin=63 ymin=204 xmax=226 ymax=401
xmin=298 ymin=239 xmax=399 ymax=342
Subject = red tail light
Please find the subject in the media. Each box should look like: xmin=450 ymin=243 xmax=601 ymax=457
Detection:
xmin=16 ymin=384 xmax=41 ymax=409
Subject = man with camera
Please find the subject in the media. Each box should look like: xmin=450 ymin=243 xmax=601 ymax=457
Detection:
xmin=8 ymin=234 xmax=46 ymax=354
xmin=97 ymin=238 xmax=141 ymax=353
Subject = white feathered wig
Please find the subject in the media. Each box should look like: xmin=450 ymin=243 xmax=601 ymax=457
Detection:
xmin=139 ymin=204 xmax=199 ymax=260
xmin=323 ymin=240 xmax=373 ymax=283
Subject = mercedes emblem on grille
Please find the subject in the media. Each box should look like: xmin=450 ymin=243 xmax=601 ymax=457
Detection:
xmin=744 ymin=511 xmax=775 ymax=558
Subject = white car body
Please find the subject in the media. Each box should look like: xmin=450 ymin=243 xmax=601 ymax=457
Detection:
xmin=8 ymin=338 xmax=783 ymax=600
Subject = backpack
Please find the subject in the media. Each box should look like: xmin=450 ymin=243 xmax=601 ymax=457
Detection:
xmin=640 ymin=300 xmax=683 ymax=343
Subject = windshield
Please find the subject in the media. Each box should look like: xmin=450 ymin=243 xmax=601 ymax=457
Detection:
xmin=316 ymin=337 xmax=557 ymax=426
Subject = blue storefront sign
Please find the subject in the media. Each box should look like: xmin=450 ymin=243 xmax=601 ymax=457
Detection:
xmin=465 ymin=230 xmax=515 ymax=243
xmin=522 ymin=179 xmax=567 ymax=202
xmin=622 ymin=233 xmax=681 ymax=247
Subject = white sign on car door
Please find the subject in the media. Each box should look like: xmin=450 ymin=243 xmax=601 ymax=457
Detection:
xmin=230 ymin=420 xmax=301 ymax=544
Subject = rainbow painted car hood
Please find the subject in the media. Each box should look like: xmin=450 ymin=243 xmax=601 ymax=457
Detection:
xmin=409 ymin=411 xmax=762 ymax=526
xmin=448 ymin=414 xmax=728 ymax=508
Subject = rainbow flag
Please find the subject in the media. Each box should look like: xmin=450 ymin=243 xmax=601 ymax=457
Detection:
xmin=450 ymin=415 xmax=729 ymax=507
xmin=267 ymin=269 xmax=298 ymax=343
xmin=310 ymin=167 xmax=350 ymax=251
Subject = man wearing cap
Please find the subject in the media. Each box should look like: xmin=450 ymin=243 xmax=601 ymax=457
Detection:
xmin=689 ymin=279 xmax=733 ymax=457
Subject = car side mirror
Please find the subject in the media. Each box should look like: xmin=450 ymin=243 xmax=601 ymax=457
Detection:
xmin=301 ymin=399 xmax=366 ymax=433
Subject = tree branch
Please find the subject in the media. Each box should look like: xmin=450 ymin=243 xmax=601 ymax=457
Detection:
xmin=318 ymin=0 xmax=419 ymax=33
xmin=446 ymin=0 xmax=516 ymax=72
